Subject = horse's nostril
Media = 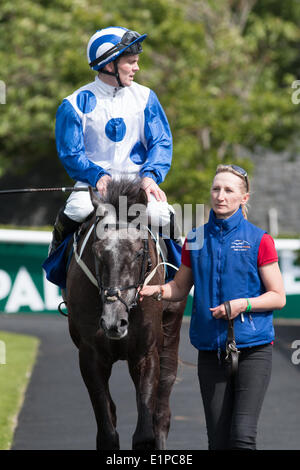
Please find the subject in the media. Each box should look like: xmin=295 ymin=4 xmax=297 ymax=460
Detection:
xmin=120 ymin=319 xmax=128 ymax=328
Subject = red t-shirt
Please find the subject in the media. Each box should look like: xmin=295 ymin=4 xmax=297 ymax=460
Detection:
xmin=181 ymin=233 xmax=278 ymax=268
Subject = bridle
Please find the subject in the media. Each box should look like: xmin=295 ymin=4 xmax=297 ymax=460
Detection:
xmin=63 ymin=215 xmax=178 ymax=320
xmin=93 ymin=217 xmax=152 ymax=314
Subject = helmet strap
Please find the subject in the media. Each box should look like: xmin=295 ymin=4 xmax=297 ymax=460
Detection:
xmin=113 ymin=60 xmax=124 ymax=87
xmin=99 ymin=60 xmax=124 ymax=87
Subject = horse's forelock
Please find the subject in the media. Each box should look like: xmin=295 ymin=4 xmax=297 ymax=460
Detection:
xmin=104 ymin=178 xmax=142 ymax=205
xmin=99 ymin=227 xmax=141 ymax=249
xmin=103 ymin=178 xmax=146 ymax=220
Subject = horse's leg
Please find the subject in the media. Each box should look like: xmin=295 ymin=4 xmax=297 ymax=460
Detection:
xmin=154 ymin=302 xmax=185 ymax=449
xmin=128 ymin=348 xmax=160 ymax=450
xmin=79 ymin=342 xmax=119 ymax=450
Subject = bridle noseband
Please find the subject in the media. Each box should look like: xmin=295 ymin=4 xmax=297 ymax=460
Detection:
xmin=93 ymin=218 xmax=152 ymax=314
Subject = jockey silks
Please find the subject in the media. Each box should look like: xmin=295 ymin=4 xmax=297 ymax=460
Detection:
xmin=55 ymin=76 xmax=172 ymax=187
xmin=188 ymin=208 xmax=275 ymax=351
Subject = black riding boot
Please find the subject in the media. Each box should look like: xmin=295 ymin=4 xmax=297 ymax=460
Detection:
xmin=169 ymin=211 xmax=182 ymax=246
xmin=48 ymin=207 xmax=80 ymax=256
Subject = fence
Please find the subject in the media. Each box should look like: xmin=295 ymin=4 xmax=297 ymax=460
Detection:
xmin=0 ymin=229 xmax=299 ymax=318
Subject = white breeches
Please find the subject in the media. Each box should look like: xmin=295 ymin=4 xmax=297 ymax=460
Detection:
xmin=64 ymin=181 xmax=174 ymax=227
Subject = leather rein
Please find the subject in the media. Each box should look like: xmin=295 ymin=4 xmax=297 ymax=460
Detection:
xmin=224 ymin=300 xmax=240 ymax=377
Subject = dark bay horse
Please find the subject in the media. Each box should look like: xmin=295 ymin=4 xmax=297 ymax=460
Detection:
xmin=64 ymin=179 xmax=187 ymax=450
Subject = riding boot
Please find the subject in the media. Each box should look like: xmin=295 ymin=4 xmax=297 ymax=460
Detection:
xmin=160 ymin=211 xmax=182 ymax=282
xmin=48 ymin=207 xmax=80 ymax=256
xmin=169 ymin=211 xmax=182 ymax=246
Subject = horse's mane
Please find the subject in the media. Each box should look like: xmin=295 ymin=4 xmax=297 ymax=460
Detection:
xmin=100 ymin=177 xmax=148 ymax=221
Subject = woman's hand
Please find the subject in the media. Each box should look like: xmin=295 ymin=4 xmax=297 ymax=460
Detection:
xmin=138 ymin=285 xmax=161 ymax=302
xmin=210 ymin=299 xmax=247 ymax=320
xmin=139 ymin=265 xmax=194 ymax=303
xmin=211 ymin=262 xmax=286 ymax=320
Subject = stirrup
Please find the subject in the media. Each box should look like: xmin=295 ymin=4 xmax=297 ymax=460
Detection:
xmin=58 ymin=301 xmax=68 ymax=317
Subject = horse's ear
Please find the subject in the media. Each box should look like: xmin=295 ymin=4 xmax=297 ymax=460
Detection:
xmin=89 ymin=186 xmax=100 ymax=210
xmin=89 ymin=186 xmax=111 ymax=221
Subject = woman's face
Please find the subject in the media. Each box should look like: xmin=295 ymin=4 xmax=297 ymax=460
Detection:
xmin=210 ymin=172 xmax=249 ymax=219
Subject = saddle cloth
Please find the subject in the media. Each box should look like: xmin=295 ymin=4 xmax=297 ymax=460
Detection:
xmin=42 ymin=233 xmax=74 ymax=289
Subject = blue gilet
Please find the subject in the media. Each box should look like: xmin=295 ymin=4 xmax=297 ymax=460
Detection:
xmin=188 ymin=208 xmax=275 ymax=351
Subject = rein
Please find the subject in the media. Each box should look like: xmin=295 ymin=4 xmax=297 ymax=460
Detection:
xmin=224 ymin=300 xmax=240 ymax=376
xmin=73 ymin=224 xmax=98 ymax=287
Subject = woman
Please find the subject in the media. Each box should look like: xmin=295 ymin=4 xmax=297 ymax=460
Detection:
xmin=139 ymin=164 xmax=286 ymax=450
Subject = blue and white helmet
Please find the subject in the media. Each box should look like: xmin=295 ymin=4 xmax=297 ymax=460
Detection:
xmin=87 ymin=27 xmax=147 ymax=71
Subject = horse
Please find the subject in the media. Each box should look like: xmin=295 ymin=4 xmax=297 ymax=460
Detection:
xmin=64 ymin=178 xmax=187 ymax=450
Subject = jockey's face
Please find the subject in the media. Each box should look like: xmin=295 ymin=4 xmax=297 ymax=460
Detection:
xmin=117 ymin=54 xmax=140 ymax=87
xmin=103 ymin=54 xmax=140 ymax=87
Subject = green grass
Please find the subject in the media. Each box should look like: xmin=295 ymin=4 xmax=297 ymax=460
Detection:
xmin=0 ymin=224 xmax=52 ymax=231
xmin=0 ymin=331 xmax=40 ymax=450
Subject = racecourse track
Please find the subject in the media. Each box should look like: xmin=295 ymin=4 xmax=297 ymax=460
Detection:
xmin=0 ymin=314 xmax=299 ymax=450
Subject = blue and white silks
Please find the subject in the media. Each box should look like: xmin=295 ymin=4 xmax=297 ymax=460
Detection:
xmin=55 ymin=76 xmax=172 ymax=188
xmin=43 ymin=77 xmax=180 ymax=288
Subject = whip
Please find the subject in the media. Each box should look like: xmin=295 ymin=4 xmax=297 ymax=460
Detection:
xmin=0 ymin=186 xmax=96 ymax=195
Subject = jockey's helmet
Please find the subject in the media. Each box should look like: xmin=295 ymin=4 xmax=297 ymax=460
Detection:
xmin=87 ymin=27 xmax=147 ymax=72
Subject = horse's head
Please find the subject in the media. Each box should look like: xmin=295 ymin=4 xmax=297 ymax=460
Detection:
xmin=89 ymin=181 xmax=150 ymax=340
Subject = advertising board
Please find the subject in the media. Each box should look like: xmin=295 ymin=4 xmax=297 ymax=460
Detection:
xmin=0 ymin=230 xmax=299 ymax=318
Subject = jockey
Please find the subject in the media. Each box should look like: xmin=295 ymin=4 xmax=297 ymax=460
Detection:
xmin=49 ymin=26 xmax=181 ymax=267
